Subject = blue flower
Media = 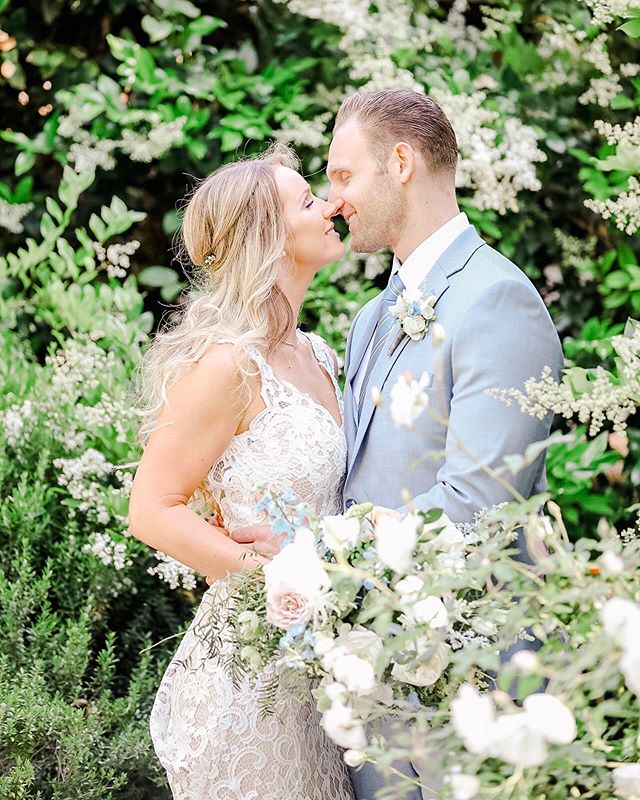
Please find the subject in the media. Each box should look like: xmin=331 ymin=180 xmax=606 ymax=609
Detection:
xmin=407 ymin=301 xmax=422 ymax=316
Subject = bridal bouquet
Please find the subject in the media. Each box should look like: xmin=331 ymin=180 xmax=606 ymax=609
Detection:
xmin=204 ymin=492 xmax=532 ymax=759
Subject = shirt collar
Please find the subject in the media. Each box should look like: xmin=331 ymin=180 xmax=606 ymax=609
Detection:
xmin=392 ymin=212 xmax=470 ymax=292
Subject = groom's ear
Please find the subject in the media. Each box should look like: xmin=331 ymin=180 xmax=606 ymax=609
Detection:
xmin=390 ymin=142 xmax=416 ymax=185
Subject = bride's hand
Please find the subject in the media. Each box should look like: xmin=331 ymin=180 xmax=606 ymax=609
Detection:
xmin=370 ymin=505 xmax=400 ymax=526
xmin=229 ymin=524 xmax=284 ymax=559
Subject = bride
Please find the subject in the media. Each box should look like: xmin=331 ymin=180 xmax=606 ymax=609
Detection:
xmin=128 ymin=143 xmax=355 ymax=800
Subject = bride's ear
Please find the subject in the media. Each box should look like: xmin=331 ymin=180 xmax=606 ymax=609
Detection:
xmin=391 ymin=142 xmax=416 ymax=184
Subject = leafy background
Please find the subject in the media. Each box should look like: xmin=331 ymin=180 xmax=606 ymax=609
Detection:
xmin=0 ymin=0 xmax=638 ymax=795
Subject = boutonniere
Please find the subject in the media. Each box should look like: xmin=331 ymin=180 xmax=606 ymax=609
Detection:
xmin=387 ymin=289 xmax=437 ymax=355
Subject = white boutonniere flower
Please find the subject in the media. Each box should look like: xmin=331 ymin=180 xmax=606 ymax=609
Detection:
xmin=388 ymin=289 xmax=437 ymax=354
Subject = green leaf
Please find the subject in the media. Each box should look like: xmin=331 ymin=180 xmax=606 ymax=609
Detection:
xmin=187 ymin=15 xmax=226 ymax=36
xmin=155 ymin=0 xmax=200 ymax=18
xmin=45 ymin=197 xmax=64 ymax=224
xmin=618 ymin=17 xmax=640 ymax=37
xmin=137 ymin=266 xmax=180 ymax=287
xmin=15 ymin=150 xmax=35 ymax=177
xmin=220 ymin=129 xmax=243 ymax=152
xmin=141 ymin=16 xmax=174 ymax=43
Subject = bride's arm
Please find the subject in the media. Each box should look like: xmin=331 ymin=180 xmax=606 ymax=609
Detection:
xmin=128 ymin=344 xmax=265 ymax=582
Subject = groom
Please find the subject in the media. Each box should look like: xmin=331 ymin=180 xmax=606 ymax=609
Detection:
xmin=326 ymin=90 xmax=563 ymax=799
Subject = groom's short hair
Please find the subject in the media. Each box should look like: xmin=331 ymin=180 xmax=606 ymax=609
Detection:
xmin=334 ymin=89 xmax=458 ymax=175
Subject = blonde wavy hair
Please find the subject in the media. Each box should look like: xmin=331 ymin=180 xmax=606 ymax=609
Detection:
xmin=133 ymin=142 xmax=300 ymax=451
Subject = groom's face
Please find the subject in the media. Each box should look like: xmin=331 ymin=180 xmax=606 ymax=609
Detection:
xmin=327 ymin=119 xmax=403 ymax=253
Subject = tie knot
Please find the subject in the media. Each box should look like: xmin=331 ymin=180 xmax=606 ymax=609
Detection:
xmin=386 ymin=271 xmax=405 ymax=300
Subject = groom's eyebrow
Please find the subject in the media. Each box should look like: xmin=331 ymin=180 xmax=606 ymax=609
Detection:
xmin=326 ymin=163 xmax=349 ymax=180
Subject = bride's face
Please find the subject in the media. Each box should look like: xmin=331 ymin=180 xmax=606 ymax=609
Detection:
xmin=274 ymin=166 xmax=345 ymax=272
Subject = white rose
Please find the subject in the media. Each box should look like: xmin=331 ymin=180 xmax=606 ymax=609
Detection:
xmin=375 ymin=513 xmax=419 ymax=573
xmin=395 ymin=575 xmax=424 ymax=599
xmin=425 ymin=515 xmax=464 ymax=551
xmin=451 ymin=684 xmax=496 ymax=756
xmin=523 ymin=694 xmax=577 ymax=744
xmin=389 ymin=372 xmax=430 ymax=429
xmin=613 ymin=763 xmax=640 ymax=800
xmin=431 ymin=321 xmax=447 ymax=346
xmin=391 ymin=641 xmax=449 ymax=687
xmin=600 ymin=550 xmax=625 ymax=576
xmin=490 ymin=712 xmax=548 ymax=767
xmin=510 ymin=650 xmax=540 ymax=674
xmin=443 ymin=772 xmax=480 ymax=800
xmin=620 ymin=650 xmax=640 ymax=696
xmin=322 ymin=702 xmax=367 ymax=750
xmin=600 ymin=598 xmax=640 ymax=648
xmin=331 ymin=653 xmax=377 ymax=695
xmin=389 ymin=295 xmax=408 ymax=318
xmin=402 ymin=315 xmax=427 ymax=339
xmin=413 ymin=596 xmax=449 ymax=628
xmin=320 ymin=515 xmax=361 ymax=552
xmin=342 ymin=626 xmax=384 ymax=664
xmin=343 ymin=749 xmax=366 ymax=768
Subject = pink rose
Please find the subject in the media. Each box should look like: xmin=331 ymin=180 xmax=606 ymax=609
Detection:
xmin=266 ymin=588 xmax=312 ymax=630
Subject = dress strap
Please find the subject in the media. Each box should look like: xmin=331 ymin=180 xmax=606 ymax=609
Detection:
xmin=246 ymin=346 xmax=282 ymax=408
xmin=301 ymin=331 xmax=342 ymax=409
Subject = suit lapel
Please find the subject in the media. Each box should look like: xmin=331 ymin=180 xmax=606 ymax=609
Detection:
xmin=346 ymin=226 xmax=486 ymax=477
xmin=346 ymin=294 xmax=384 ymax=386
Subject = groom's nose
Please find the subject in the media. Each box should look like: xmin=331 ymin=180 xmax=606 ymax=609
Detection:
xmin=322 ymin=198 xmax=343 ymax=219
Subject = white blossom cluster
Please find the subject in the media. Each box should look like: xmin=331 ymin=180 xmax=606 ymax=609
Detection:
xmin=594 ymin=115 xmax=640 ymax=148
xmin=57 ymin=105 xmax=187 ymax=168
xmin=92 ymin=239 xmax=140 ymax=279
xmin=53 ymin=448 xmax=114 ymax=524
xmin=83 ymin=531 xmax=131 ymax=570
xmin=585 ymin=0 xmax=635 ymax=25
xmin=68 ymin=129 xmax=118 ymax=173
xmin=554 ymin=229 xmax=597 ymax=277
xmin=275 ymin=112 xmax=334 ymax=149
xmin=431 ymin=89 xmax=546 ymax=214
xmin=2 ymin=399 xmax=33 ymax=447
xmin=277 ymin=0 xmax=425 ymax=91
xmin=0 ymin=198 xmax=34 ymax=234
xmin=120 ymin=116 xmax=187 ymax=162
xmin=147 ymin=551 xmax=197 ymax=590
xmin=331 ymin=249 xmax=391 ymax=282
xmin=585 ymin=176 xmax=640 ymax=235
xmin=487 ymin=324 xmax=640 ymax=435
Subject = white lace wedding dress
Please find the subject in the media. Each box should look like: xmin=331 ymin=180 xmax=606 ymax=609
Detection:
xmin=150 ymin=332 xmax=355 ymax=800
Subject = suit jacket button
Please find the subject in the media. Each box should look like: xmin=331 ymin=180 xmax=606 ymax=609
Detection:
xmin=346 ymin=498 xmax=356 ymax=509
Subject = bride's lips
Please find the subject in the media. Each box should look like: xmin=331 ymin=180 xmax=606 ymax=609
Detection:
xmin=325 ymin=224 xmax=341 ymax=238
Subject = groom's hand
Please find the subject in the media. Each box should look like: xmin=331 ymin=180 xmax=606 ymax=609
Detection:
xmin=229 ymin=524 xmax=284 ymax=558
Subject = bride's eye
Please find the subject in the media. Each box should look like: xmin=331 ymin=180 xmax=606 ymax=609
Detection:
xmin=305 ymin=198 xmax=314 ymax=208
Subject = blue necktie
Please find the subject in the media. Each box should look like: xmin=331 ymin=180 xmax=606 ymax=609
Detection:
xmin=357 ymin=271 xmax=405 ymax=419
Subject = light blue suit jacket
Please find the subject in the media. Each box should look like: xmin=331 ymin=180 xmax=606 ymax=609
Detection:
xmin=342 ymin=226 xmax=564 ymax=521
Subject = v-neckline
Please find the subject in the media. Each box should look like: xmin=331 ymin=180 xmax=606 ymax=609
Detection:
xmin=271 ymin=330 xmax=343 ymax=431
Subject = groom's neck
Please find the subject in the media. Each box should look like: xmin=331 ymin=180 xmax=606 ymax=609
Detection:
xmin=392 ymin=187 xmax=460 ymax=264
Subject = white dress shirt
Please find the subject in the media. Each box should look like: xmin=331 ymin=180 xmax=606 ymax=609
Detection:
xmin=354 ymin=212 xmax=470 ymax=402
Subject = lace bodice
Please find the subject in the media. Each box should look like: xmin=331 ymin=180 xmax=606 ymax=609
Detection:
xmin=206 ymin=331 xmax=347 ymax=530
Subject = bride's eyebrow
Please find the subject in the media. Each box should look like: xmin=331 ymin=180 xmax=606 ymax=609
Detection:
xmin=297 ymin=186 xmax=312 ymax=204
